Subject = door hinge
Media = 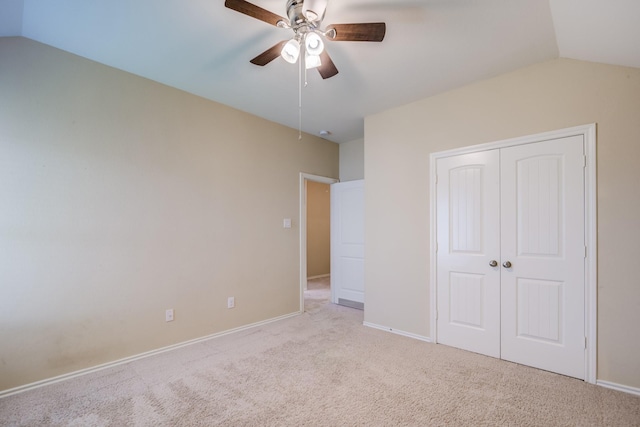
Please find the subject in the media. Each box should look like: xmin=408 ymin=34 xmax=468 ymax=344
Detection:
xmin=584 ymin=246 xmax=588 ymax=258
xmin=583 ymin=155 xmax=587 ymax=168
xmin=584 ymin=337 xmax=587 ymax=349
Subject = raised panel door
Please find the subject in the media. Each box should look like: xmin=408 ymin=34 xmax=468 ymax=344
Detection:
xmin=436 ymin=150 xmax=501 ymax=358
xmin=500 ymin=136 xmax=585 ymax=379
xmin=331 ymin=180 xmax=365 ymax=307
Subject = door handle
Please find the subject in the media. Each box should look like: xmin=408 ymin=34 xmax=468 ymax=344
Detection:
xmin=502 ymin=261 xmax=512 ymax=268
xmin=489 ymin=260 xmax=498 ymax=267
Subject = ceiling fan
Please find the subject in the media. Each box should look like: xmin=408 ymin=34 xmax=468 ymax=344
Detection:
xmin=224 ymin=0 xmax=386 ymax=79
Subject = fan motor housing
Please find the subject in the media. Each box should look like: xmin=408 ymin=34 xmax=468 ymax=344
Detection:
xmin=286 ymin=0 xmax=325 ymax=30
xmin=286 ymin=0 xmax=306 ymax=27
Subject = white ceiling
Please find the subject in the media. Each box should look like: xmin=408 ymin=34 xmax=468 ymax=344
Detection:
xmin=1 ymin=0 xmax=639 ymax=143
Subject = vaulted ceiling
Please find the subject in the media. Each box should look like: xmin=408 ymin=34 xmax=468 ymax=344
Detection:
xmin=1 ymin=0 xmax=639 ymax=143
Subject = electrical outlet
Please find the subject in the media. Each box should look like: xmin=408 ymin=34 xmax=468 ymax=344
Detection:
xmin=227 ymin=297 xmax=235 ymax=309
xmin=165 ymin=309 xmax=174 ymax=322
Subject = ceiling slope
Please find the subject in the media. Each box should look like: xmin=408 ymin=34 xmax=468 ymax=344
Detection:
xmin=1 ymin=0 xmax=638 ymax=143
xmin=550 ymin=0 xmax=640 ymax=69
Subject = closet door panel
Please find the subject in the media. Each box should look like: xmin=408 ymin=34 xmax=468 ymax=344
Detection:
xmin=436 ymin=150 xmax=501 ymax=358
xmin=500 ymin=135 xmax=586 ymax=379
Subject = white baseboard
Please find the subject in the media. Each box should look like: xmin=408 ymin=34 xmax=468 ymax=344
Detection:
xmin=597 ymin=380 xmax=640 ymax=397
xmin=363 ymin=321 xmax=432 ymax=342
xmin=0 ymin=311 xmax=302 ymax=399
xmin=307 ymin=274 xmax=330 ymax=280
xmin=8 ymin=314 xmax=639 ymax=400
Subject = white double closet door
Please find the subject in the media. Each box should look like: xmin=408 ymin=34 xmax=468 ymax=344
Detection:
xmin=436 ymin=135 xmax=586 ymax=379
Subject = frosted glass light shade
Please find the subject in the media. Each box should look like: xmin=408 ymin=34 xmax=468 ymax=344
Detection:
xmin=305 ymin=53 xmax=322 ymax=69
xmin=305 ymin=32 xmax=324 ymax=56
xmin=281 ymin=39 xmax=300 ymax=64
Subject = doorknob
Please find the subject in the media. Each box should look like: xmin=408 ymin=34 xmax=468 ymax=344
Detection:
xmin=502 ymin=261 xmax=512 ymax=268
xmin=489 ymin=260 xmax=498 ymax=267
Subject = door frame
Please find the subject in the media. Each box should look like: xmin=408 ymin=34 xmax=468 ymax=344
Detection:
xmin=299 ymin=173 xmax=339 ymax=312
xmin=429 ymin=124 xmax=597 ymax=384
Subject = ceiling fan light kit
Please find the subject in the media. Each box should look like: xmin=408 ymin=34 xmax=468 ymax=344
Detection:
xmin=304 ymin=32 xmax=324 ymax=55
xmin=305 ymin=52 xmax=322 ymax=69
xmin=224 ymin=0 xmax=386 ymax=80
xmin=282 ymin=39 xmax=301 ymax=63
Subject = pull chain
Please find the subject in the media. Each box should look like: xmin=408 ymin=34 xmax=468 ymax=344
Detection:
xmin=298 ymin=49 xmax=302 ymax=140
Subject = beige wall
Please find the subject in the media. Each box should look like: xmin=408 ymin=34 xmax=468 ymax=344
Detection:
xmin=0 ymin=37 xmax=338 ymax=392
xmin=364 ymin=58 xmax=640 ymax=389
xmin=306 ymin=181 xmax=330 ymax=278
xmin=339 ymin=138 xmax=364 ymax=181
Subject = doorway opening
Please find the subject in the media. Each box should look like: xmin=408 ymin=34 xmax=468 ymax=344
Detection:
xmin=299 ymin=173 xmax=338 ymax=312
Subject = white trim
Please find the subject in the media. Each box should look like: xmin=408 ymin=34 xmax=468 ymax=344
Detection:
xmin=430 ymin=124 xmax=596 ymax=158
xmin=0 ymin=311 xmax=301 ymax=399
xmin=363 ymin=321 xmax=432 ymax=342
xmin=429 ymin=152 xmax=438 ymax=343
xmin=584 ymin=124 xmax=598 ymax=384
xmin=429 ymin=124 xmax=597 ymax=384
xmin=597 ymin=380 xmax=640 ymax=397
xmin=299 ymin=173 xmax=339 ymax=313
xmin=307 ymin=273 xmax=330 ymax=280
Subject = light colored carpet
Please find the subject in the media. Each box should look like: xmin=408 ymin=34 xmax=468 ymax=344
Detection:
xmin=1 ymin=277 xmax=639 ymax=426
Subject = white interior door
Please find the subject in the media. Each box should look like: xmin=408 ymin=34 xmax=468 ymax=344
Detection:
xmin=331 ymin=180 xmax=365 ymax=308
xmin=436 ymin=136 xmax=586 ymax=379
xmin=436 ymin=150 xmax=501 ymax=358
xmin=500 ymin=136 xmax=585 ymax=379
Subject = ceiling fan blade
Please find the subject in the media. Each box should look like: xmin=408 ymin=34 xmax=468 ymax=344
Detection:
xmin=317 ymin=50 xmax=339 ymax=79
xmin=224 ymin=0 xmax=288 ymax=27
xmin=325 ymin=23 xmax=386 ymax=42
xmin=250 ymin=41 xmax=287 ymax=66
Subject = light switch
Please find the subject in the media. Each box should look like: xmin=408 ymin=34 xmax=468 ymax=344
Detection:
xmin=283 ymin=218 xmax=292 ymax=229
